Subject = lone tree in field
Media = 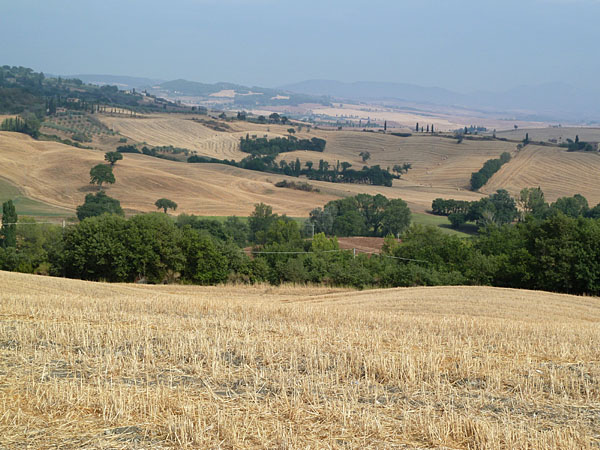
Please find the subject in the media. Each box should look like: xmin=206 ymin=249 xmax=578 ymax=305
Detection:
xmin=359 ymin=151 xmax=371 ymax=163
xmin=1 ymin=199 xmax=17 ymax=248
xmin=155 ymin=198 xmax=178 ymax=214
xmin=89 ymin=164 xmax=115 ymax=188
xmin=104 ymin=151 xmax=123 ymax=166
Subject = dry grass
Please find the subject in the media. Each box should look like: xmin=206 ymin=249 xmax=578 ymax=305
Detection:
xmin=0 ymin=131 xmax=340 ymax=216
xmin=2 ymin=114 xmax=600 ymax=216
xmin=495 ymin=127 xmax=600 ymax=143
xmin=99 ymin=115 xmax=287 ymax=160
xmin=1 ymin=271 xmax=599 ymax=448
xmin=482 ymin=145 xmax=600 ymax=204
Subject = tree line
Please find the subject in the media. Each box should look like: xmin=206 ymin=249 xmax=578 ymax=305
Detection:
xmin=240 ymin=135 xmax=326 ymax=156
xmin=1 ymin=190 xmax=600 ymax=294
xmin=0 ymin=114 xmax=41 ymax=138
xmin=432 ymin=188 xmax=600 ymax=228
xmin=470 ymin=152 xmax=511 ymax=190
xmin=188 ymin=153 xmax=401 ymax=186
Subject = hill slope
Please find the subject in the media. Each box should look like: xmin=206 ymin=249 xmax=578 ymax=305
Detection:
xmin=1 ymin=271 xmax=598 ymax=448
xmin=0 ymin=131 xmax=340 ymax=216
xmin=482 ymin=144 xmax=600 ymax=205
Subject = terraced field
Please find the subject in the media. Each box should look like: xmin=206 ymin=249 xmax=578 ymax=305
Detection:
xmin=482 ymin=145 xmax=600 ymax=204
xmin=1 ymin=271 xmax=599 ymax=448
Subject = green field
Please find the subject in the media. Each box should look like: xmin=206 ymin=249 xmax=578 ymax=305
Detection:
xmin=0 ymin=178 xmax=74 ymax=219
xmin=411 ymin=212 xmax=475 ymax=237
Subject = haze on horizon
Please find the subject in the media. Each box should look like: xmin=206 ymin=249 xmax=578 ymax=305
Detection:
xmin=1 ymin=0 xmax=599 ymax=94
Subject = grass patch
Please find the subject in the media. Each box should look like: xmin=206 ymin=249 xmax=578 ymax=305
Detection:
xmin=0 ymin=178 xmax=74 ymax=218
xmin=411 ymin=212 xmax=475 ymax=237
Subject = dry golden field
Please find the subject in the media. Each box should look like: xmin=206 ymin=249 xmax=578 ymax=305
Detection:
xmin=495 ymin=127 xmax=600 ymax=143
xmin=2 ymin=112 xmax=600 ymax=217
xmin=0 ymin=130 xmax=487 ymax=215
xmin=0 ymin=131 xmax=341 ymax=216
xmin=99 ymin=115 xmax=288 ymax=160
xmin=1 ymin=271 xmax=599 ymax=448
xmin=482 ymin=145 xmax=600 ymax=205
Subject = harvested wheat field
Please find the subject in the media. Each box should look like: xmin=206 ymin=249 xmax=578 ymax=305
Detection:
xmin=0 ymin=131 xmax=485 ymax=215
xmin=0 ymin=131 xmax=341 ymax=216
xmin=482 ymin=145 xmax=600 ymax=205
xmin=495 ymin=127 xmax=600 ymax=143
xmin=1 ymin=271 xmax=599 ymax=448
xmin=99 ymin=115 xmax=288 ymax=160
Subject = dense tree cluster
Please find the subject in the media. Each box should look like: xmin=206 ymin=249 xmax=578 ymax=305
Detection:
xmin=0 ymin=65 xmax=179 ymax=119
xmin=433 ymin=188 xmax=600 ymax=228
xmin=240 ymin=136 xmax=326 ymax=156
xmin=470 ymin=152 xmax=511 ymax=190
xmin=310 ymin=194 xmax=411 ymax=237
xmin=0 ymin=114 xmax=41 ymax=138
xmin=76 ymin=191 xmax=124 ymax=221
xmin=1 ymin=190 xmax=600 ymax=294
xmin=189 ymin=154 xmax=398 ymax=187
xmin=562 ymin=136 xmax=596 ymax=152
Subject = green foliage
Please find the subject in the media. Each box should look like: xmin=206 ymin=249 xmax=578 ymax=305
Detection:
xmin=76 ymin=191 xmax=124 ymax=221
xmin=550 ymin=194 xmax=589 ymax=218
xmin=89 ymin=164 xmax=115 ymax=187
xmin=155 ymin=198 xmax=178 ymax=213
xmin=248 ymin=203 xmax=277 ymax=244
xmin=274 ymin=180 xmax=319 ymax=192
xmin=189 ymin=153 xmax=395 ymax=187
xmin=240 ymin=136 xmax=326 ymax=156
xmin=448 ymin=212 xmax=467 ymax=229
xmin=104 ymin=151 xmax=123 ymax=166
xmin=116 ymin=145 xmax=141 ymax=154
xmin=1 ymin=200 xmax=18 ymax=248
xmin=60 ymin=214 xmax=132 ymax=282
xmin=470 ymin=152 xmax=511 ymax=190
xmin=126 ymin=214 xmax=185 ymax=283
xmin=518 ymin=187 xmax=547 ymax=220
xmin=0 ymin=114 xmax=41 ymax=138
xmin=310 ymin=194 xmax=411 ymax=237
xmin=431 ymin=190 xmax=517 ymax=227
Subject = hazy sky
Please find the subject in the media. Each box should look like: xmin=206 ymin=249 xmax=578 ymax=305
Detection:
xmin=1 ymin=0 xmax=599 ymax=92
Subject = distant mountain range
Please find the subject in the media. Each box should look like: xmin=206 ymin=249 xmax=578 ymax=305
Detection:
xmin=65 ymin=74 xmax=600 ymax=123
xmin=280 ymin=80 xmax=600 ymax=123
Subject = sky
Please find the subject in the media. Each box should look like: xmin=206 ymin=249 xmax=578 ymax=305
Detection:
xmin=1 ymin=0 xmax=599 ymax=93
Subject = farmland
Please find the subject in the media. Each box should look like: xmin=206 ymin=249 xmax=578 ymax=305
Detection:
xmin=0 ymin=270 xmax=598 ymax=448
xmin=482 ymin=144 xmax=600 ymax=205
xmin=2 ymin=112 xmax=600 ymax=218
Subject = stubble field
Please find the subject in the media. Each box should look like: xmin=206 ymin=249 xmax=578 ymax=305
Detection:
xmin=1 ymin=271 xmax=599 ymax=448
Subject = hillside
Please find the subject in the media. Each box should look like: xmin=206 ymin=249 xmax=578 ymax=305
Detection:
xmin=1 ymin=270 xmax=598 ymax=448
xmin=2 ymin=110 xmax=600 ymax=217
xmin=0 ymin=131 xmax=341 ymax=216
xmin=482 ymin=144 xmax=600 ymax=205
xmin=494 ymin=126 xmax=600 ymax=143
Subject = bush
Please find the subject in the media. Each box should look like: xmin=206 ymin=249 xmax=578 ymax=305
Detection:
xmin=76 ymin=191 xmax=124 ymax=221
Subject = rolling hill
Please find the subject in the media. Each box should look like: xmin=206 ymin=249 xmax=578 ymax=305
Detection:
xmin=1 ymin=111 xmax=599 ymax=219
xmin=1 ymin=270 xmax=598 ymax=448
xmin=482 ymin=144 xmax=600 ymax=205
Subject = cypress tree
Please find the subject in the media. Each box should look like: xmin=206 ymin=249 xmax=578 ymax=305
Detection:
xmin=1 ymin=200 xmax=17 ymax=248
